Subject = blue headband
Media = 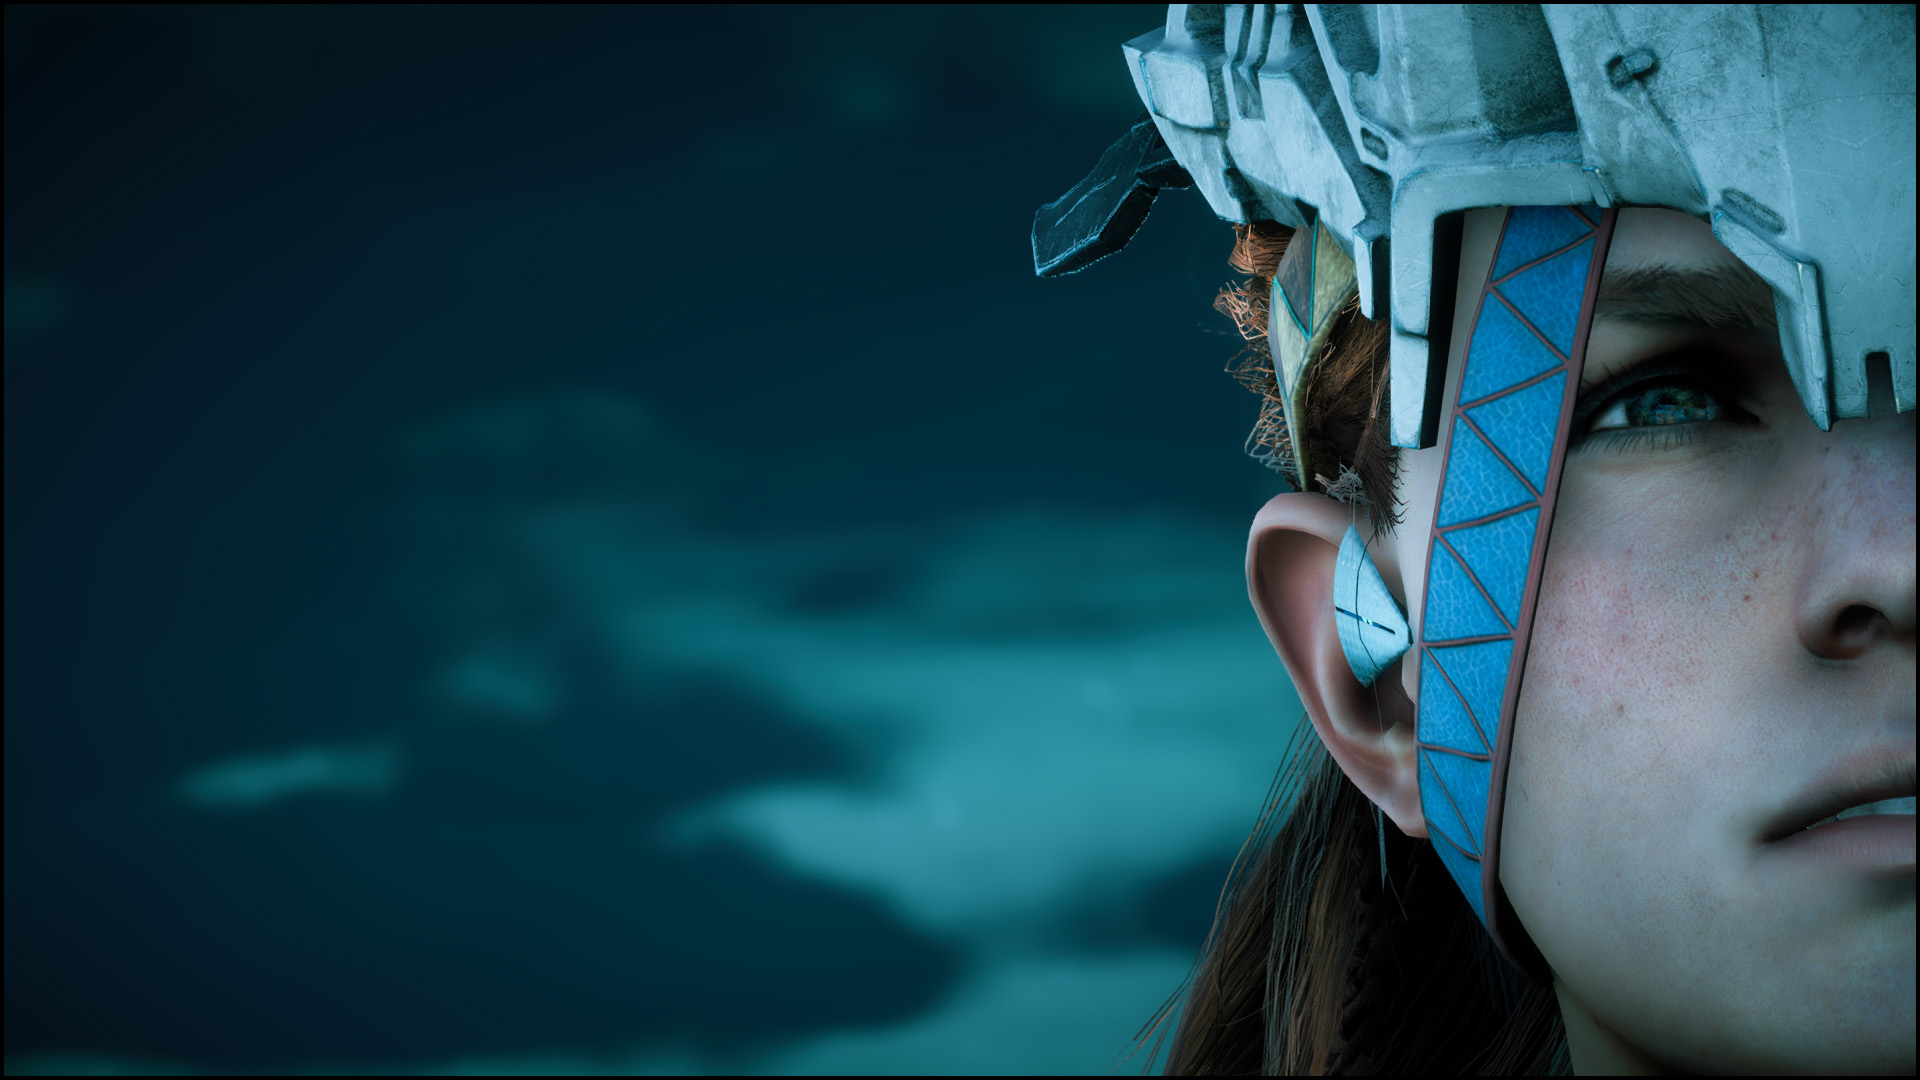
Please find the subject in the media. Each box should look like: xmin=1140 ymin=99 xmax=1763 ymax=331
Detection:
xmin=1414 ymin=204 xmax=1617 ymax=980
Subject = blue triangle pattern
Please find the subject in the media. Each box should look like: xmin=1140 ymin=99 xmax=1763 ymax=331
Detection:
xmin=1445 ymin=508 xmax=1540 ymax=627
xmin=1420 ymin=650 xmax=1491 ymax=755
xmin=1497 ymin=237 xmax=1594 ymax=357
xmin=1571 ymin=204 xmax=1599 ymax=226
xmin=1425 ymin=540 xmax=1509 ymax=640
xmin=1492 ymin=206 xmax=1594 ymax=282
xmin=1459 ymin=295 xmax=1564 ymax=405
xmin=1436 ymin=418 xmax=1534 ymax=527
xmin=1420 ymin=748 xmax=1482 ymax=860
xmin=1424 ymin=791 xmax=1489 ymax=927
xmin=1430 ymin=640 xmax=1515 ymax=748
xmin=1427 ymin=747 xmax=1489 ymax=854
xmin=1466 ymin=371 xmax=1567 ymax=494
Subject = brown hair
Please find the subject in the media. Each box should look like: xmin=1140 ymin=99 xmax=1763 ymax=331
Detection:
xmin=1134 ymin=223 xmax=1569 ymax=1074
xmin=1214 ymin=221 xmax=1400 ymax=538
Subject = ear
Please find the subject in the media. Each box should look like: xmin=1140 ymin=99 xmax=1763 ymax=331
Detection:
xmin=1248 ymin=492 xmax=1426 ymax=837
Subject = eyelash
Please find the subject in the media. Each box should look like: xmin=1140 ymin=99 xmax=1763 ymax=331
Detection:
xmin=1569 ymin=353 xmax=1749 ymax=454
xmin=1577 ymin=425 xmax=1706 ymax=454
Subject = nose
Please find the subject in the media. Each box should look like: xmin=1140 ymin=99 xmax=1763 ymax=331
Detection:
xmin=1795 ymin=357 xmax=1917 ymax=661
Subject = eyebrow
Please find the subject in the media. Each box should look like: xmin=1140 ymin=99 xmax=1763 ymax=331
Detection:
xmin=1593 ymin=263 xmax=1778 ymax=334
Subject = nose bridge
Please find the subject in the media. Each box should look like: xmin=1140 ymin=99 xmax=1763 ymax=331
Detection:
xmin=1790 ymin=401 xmax=1918 ymax=654
xmin=1825 ymin=402 xmax=1915 ymax=514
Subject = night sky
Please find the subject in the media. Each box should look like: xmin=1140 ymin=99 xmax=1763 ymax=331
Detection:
xmin=5 ymin=6 xmax=1303 ymax=1074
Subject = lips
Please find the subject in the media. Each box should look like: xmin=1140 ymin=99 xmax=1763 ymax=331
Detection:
xmin=1764 ymin=753 xmax=1917 ymax=843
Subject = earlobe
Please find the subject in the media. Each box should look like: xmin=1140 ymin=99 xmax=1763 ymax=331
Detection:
xmin=1248 ymin=492 xmax=1427 ymax=838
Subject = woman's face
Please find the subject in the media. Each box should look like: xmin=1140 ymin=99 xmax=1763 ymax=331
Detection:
xmin=1393 ymin=207 xmax=1914 ymax=1072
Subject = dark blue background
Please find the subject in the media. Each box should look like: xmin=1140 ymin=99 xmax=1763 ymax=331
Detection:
xmin=5 ymin=6 xmax=1293 ymax=1074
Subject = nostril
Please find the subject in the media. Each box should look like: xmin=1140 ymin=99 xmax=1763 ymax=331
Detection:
xmin=1832 ymin=604 xmax=1890 ymax=653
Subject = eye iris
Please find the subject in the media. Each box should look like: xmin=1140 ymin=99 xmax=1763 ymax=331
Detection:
xmin=1624 ymin=382 xmax=1721 ymax=426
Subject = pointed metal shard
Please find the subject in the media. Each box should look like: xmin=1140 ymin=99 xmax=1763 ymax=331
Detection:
xmin=1032 ymin=116 xmax=1193 ymax=278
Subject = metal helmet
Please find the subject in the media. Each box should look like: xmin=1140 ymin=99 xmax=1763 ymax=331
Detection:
xmin=1034 ymin=4 xmax=1916 ymax=982
xmin=1036 ymin=4 xmax=1915 ymax=436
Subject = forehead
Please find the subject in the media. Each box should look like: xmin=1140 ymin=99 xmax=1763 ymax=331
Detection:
xmin=1606 ymin=207 xmax=1745 ymax=273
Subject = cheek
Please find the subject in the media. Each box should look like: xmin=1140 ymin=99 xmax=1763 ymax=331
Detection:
xmin=1498 ymin=477 xmax=1782 ymax=970
xmin=1502 ymin=544 xmax=1660 ymax=919
xmin=1510 ymin=513 xmax=1698 ymax=828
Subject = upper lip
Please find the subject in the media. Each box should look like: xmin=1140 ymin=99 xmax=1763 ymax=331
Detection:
xmin=1763 ymin=749 xmax=1916 ymax=843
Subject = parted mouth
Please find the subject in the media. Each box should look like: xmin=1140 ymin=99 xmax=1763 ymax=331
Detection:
xmin=1764 ymin=753 xmax=1917 ymax=843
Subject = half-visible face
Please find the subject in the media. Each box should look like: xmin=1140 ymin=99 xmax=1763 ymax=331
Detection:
xmin=1403 ymin=207 xmax=1915 ymax=1072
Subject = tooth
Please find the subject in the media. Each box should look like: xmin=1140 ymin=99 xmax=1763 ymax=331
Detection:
xmin=1835 ymin=796 xmax=1918 ymax=819
xmin=1808 ymin=796 xmax=1919 ymax=829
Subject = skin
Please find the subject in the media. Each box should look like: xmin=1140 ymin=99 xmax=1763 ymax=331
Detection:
xmin=1246 ymin=207 xmax=1915 ymax=1074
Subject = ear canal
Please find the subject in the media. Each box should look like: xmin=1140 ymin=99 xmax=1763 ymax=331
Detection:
xmin=1334 ymin=525 xmax=1411 ymax=687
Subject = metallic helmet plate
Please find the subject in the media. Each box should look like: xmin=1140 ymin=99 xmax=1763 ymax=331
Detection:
xmin=1070 ymin=4 xmax=1915 ymax=444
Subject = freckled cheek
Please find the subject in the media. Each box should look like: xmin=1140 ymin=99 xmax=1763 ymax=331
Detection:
xmin=1506 ymin=555 xmax=1681 ymax=947
xmin=1510 ymin=542 xmax=1706 ymax=848
xmin=1516 ymin=562 xmax=1635 ymax=802
xmin=1531 ymin=503 xmax=1736 ymax=709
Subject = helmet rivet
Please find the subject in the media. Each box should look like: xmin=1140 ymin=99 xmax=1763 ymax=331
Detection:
xmin=1606 ymin=49 xmax=1658 ymax=90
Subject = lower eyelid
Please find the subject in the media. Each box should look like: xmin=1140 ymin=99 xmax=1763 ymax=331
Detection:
xmin=1572 ymin=423 xmax=1717 ymax=457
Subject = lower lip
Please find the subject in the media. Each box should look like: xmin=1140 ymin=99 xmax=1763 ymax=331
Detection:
xmin=1766 ymin=814 xmax=1916 ymax=869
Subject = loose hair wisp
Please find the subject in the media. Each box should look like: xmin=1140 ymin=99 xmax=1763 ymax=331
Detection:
xmin=1135 ymin=720 xmax=1569 ymax=1074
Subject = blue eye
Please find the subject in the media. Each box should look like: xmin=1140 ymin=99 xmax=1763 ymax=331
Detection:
xmin=1588 ymin=378 xmax=1724 ymax=432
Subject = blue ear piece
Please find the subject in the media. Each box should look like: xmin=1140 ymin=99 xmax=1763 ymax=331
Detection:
xmin=1334 ymin=525 xmax=1411 ymax=687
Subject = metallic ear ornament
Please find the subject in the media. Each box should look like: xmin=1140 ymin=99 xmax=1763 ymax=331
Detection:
xmin=1269 ymin=217 xmax=1360 ymax=492
xmin=1334 ymin=524 xmax=1410 ymax=688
